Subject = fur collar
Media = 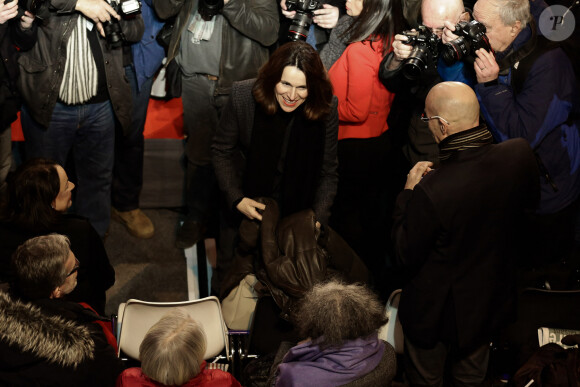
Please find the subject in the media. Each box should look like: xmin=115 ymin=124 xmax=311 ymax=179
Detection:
xmin=0 ymin=291 xmax=94 ymax=368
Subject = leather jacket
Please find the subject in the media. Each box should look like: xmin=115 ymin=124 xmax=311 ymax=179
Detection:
xmin=220 ymin=198 xmax=369 ymax=321
xmin=16 ymin=2 xmax=144 ymax=132
xmin=153 ymin=0 xmax=279 ymax=95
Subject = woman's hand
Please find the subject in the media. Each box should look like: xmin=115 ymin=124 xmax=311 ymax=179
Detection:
xmin=236 ymin=198 xmax=266 ymax=221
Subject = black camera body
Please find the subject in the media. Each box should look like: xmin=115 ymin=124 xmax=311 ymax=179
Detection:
xmin=103 ymin=0 xmax=141 ymax=49
xmin=4 ymin=0 xmax=50 ymax=19
xmin=286 ymin=0 xmax=322 ymax=41
xmin=198 ymin=0 xmax=224 ymax=21
xmin=401 ymin=25 xmax=441 ymax=80
xmin=441 ymin=20 xmax=492 ymax=65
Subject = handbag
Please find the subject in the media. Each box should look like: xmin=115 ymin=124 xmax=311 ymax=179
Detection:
xmin=156 ymin=18 xmax=175 ymax=49
xmin=221 ymin=274 xmax=260 ymax=330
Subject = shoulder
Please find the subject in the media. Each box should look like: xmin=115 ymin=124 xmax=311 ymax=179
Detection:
xmin=118 ymin=368 xmax=158 ymax=386
xmin=231 ymin=79 xmax=256 ymax=103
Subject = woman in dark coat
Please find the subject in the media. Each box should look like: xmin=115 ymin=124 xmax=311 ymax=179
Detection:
xmin=0 ymin=158 xmax=115 ymax=314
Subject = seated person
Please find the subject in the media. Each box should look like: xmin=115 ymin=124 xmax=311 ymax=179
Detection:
xmin=117 ymin=309 xmax=241 ymax=387
xmin=0 ymin=158 xmax=115 ymax=313
xmin=0 ymin=234 xmax=123 ymax=386
xmin=272 ymin=281 xmax=396 ymax=387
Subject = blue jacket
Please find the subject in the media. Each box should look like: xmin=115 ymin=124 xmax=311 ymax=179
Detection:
xmin=131 ymin=0 xmax=165 ymax=91
xmin=474 ymin=22 xmax=580 ymax=214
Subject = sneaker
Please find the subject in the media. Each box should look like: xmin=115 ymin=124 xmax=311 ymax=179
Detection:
xmin=175 ymin=220 xmax=206 ymax=249
xmin=111 ymin=207 xmax=155 ymax=239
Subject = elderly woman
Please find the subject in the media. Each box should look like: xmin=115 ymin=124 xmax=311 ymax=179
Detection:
xmin=0 ymin=158 xmax=114 ymax=314
xmin=272 ymin=281 xmax=396 ymax=387
xmin=117 ymin=310 xmax=241 ymax=387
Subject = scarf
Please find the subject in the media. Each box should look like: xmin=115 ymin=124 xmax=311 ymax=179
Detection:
xmin=438 ymin=124 xmax=493 ymax=161
xmin=59 ymin=16 xmax=98 ymax=105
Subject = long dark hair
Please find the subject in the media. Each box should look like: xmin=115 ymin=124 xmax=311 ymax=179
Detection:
xmin=253 ymin=41 xmax=333 ymax=121
xmin=2 ymin=158 xmax=61 ymax=231
xmin=344 ymin=0 xmax=405 ymax=53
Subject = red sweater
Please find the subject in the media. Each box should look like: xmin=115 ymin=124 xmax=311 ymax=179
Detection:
xmin=329 ymin=40 xmax=395 ymax=140
xmin=116 ymin=362 xmax=242 ymax=387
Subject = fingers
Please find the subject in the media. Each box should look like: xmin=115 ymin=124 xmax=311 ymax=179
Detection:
xmin=312 ymin=5 xmax=339 ymax=29
xmin=392 ymin=35 xmax=413 ymax=61
xmin=0 ymin=1 xmax=19 ymax=24
xmin=96 ymin=21 xmax=105 ymax=37
xmin=280 ymin=0 xmax=287 ymax=10
xmin=281 ymin=8 xmax=295 ymax=19
xmin=474 ymin=48 xmax=499 ymax=83
xmin=441 ymin=21 xmax=459 ymax=44
xmin=20 ymin=11 xmax=35 ymax=29
xmin=405 ymin=161 xmax=434 ymax=190
xmin=236 ymin=198 xmax=266 ymax=221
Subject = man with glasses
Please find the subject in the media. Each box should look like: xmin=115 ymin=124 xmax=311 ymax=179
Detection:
xmin=393 ymin=82 xmax=539 ymax=385
xmin=379 ymin=0 xmax=474 ymax=167
xmin=1 ymin=234 xmax=124 ymax=385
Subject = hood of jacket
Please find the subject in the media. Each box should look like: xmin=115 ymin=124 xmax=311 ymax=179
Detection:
xmin=0 ymin=291 xmax=94 ymax=368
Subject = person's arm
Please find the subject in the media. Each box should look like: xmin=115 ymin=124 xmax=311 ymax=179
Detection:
xmin=152 ymin=0 xmax=184 ymax=20
xmin=312 ymin=97 xmax=339 ymax=225
xmin=222 ymin=0 xmax=279 ymax=47
xmin=474 ymin=48 xmax=575 ymax=146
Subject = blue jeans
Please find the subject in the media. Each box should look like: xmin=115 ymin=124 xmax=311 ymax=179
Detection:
xmin=21 ymin=101 xmax=115 ymax=237
xmin=111 ymin=65 xmax=152 ymax=211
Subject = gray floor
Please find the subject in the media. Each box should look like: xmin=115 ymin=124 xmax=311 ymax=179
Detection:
xmin=104 ymin=208 xmax=189 ymax=316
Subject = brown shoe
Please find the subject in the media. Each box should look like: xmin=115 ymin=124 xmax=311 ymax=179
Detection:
xmin=111 ymin=208 xmax=155 ymax=239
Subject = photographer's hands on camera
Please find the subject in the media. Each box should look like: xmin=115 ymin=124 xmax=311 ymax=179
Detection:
xmin=0 ymin=0 xmax=34 ymax=29
xmin=280 ymin=0 xmax=339 ymax=29
xmin=75 ymin=0 xmax=121 ymax=37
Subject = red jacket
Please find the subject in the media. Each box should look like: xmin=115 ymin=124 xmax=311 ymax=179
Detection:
xmin=116 ymin=362 xmax=242 ymax=387
xmin=329 ymin=40 xmax=394 ymax=140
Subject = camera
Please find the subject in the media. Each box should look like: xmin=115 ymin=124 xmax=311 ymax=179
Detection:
xmin=440 ymin=20 xmax=491 ymax=65
xmin=400 ymin=25 xmax=441 ymax=80
xmin=103 ymin=0 xmax=141 ymax=49
xmin=198 ymin=0 xmax=224 ymax=21
xmin=286 ymin=0 xmax=322 ymax=41
xmin=4 ymin=0 xmax=50 ymax=19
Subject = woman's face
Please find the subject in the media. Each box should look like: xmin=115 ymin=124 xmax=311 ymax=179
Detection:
xmin=275 ymin=66 xmax=308 ymax=113
xmin=52 ymin=165 xmax=75 ymax=212
xmin=345 ymin=0 xmax=363 ymax=17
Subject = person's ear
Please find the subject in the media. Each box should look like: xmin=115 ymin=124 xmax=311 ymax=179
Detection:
xmin=439 ymin=118 xmax=448 ymax=136
xmin=50 ymin=286 xmax=61 ymax=299
xmin=511 ymin=20 xmax=522 ymax=36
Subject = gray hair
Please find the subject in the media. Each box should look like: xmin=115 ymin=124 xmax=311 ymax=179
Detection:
xmin=491 ymin=0 xmax=531 ymax=28
xmin=11 ymin=234 xmax=71 ymax=300
xmin=139 ymin=309 xmax=207 ymax=386
xmin=295 ymin=281 xmax=387 ymax=348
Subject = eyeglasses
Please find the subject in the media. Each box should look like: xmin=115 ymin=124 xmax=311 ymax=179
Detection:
xmin=67 ymin=257 xmax=80 ymax=277
xmin=421 ymin=111 xmax=450 ymax=125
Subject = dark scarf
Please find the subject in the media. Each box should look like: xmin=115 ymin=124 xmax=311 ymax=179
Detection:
xmin=244 ymin=105 xmax=326 ymax=218
xmin=438 ymin=124 xmax=493 ymax=161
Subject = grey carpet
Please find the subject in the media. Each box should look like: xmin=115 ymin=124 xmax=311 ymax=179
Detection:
xmin=104 ymin=208 xmax=189 ymax=316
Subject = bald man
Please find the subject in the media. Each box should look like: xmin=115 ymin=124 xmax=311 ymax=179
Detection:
xmin=392 ymin=82 xmax=540 ymax=386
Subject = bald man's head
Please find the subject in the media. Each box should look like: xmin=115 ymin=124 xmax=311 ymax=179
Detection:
xmin=424 ymin=82 xmax=480 ymax=142
xmin=421 ymin=0 xmax=466 ymax=37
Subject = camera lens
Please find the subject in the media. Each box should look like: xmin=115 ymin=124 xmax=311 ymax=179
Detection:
xmin=403 ymin=45 xmax=430 ymax=80
xmin=441 ymin=37 xmax=470 ymax=65
xmin=288 ymin=12 xmax=313 ymax=41
xmin=103 ymin=20 xmax=124 ymax=49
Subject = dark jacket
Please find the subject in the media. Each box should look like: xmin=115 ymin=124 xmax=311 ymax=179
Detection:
xmin=0 ymin=292 xmax=124 ymax=386
xmin=16 ymin=2 xmax=144 ymax=132
xmin=220 ymin=198 xmax=369 ymax=320
xmin=0 ymin=215 xmax=115 ymax=315
xmin=212 ymin=79 xmax=339 ymax=225
xmin=393 ymin=132 xmax=540 ymax=350
xmin=0 ymin=19 xmax=36 ymax=129
xmin=153 ymin=0 xmax=279 ymax=96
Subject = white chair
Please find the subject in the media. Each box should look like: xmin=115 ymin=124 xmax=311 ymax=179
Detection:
xmin=378 ymin=289 xmax=404 ymax=354
xmin=116 ymin=296 xmax=230 ymax=362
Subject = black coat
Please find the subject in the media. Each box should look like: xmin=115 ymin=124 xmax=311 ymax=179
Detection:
xmin=393 ymin=136 xmax=540 ymax=350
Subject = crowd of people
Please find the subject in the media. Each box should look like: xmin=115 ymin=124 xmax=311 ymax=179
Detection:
xmin=0 ymin=0 xmax=579 ymax=383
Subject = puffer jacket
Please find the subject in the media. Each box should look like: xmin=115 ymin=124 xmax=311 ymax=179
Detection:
xmin=153 ymin=0 xmax=279 ymax=95
xmin=220 ymin=198 xmax=369 ymax=320
xmin=0 ymin=292 xmax=124 ymax=386
xmin=17 ymin=1 xmax=144 ymax=132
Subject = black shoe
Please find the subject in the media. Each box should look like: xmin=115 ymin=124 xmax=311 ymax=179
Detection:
xmin=175 ymin=220 xmax=207 ymax=249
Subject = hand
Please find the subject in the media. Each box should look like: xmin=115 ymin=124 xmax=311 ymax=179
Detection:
xmin=0 ymin=0 xmax=19 ymax=24
xmin=474 ymin=48 xmax=499 ymax=83
xmin=280 ymin=0 xmax=296 ymax=19
xmin=20 ymin=10 xmax=34 ymax=29
xmin=390 ymin=33 xmax=413 ymax=68
xmin=441 ymin=20 xmax=460 ymax=44
xmin=75 ymin=0 xmax=120 ymax=25
xmin=236 ymin=198 xmax=266 ymax=221
xmin=404 ymin=161 xmax=434 ymax=190
xmin=312 ymin=4 xmax=339 ymax=29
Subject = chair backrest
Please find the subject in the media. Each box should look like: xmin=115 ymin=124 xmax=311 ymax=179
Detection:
xmin=378 ymin=289 xmax=404 ymax=355
xmin=116 ymin=296 xmax=230 ymax=361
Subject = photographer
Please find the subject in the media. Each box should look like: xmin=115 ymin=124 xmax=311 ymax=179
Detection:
xmin=470 ymin=0 xmax=580 ymax=268
xmin=379 ymin=0 xmax=474 ymax=165
xmin=17 ymin=0 xmax=144 ymax=238
xmin=0 ymin=0 xmax=36 ymax=199
xmin=279 ymin=0 xmax=343 ymax=50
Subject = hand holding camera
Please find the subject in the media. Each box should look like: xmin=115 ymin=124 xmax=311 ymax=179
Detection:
xmin=0 ymin=0 xmax=19 ymax=24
